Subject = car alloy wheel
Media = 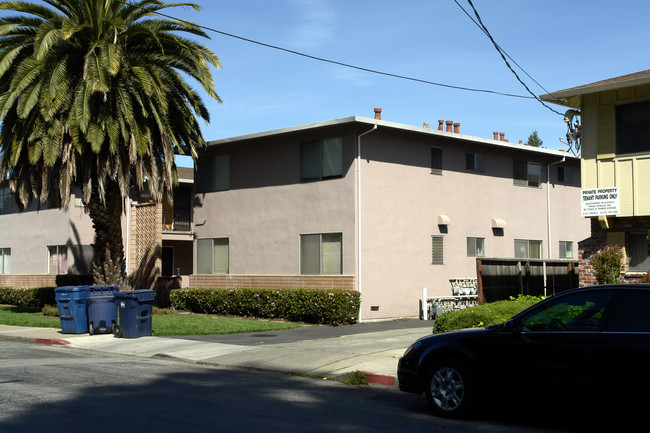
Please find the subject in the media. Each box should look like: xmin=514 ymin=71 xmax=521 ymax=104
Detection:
xmin=425 ymin=358 xmax=474 ymax=418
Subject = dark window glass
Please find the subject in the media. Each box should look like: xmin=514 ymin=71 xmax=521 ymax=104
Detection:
xmin=431 ymin=148 xmax=442 ymax=175
xmin=605 ymin=291 xmax=650 ymax=332
xmin=616 ymin=100 xmax=650 ymax=155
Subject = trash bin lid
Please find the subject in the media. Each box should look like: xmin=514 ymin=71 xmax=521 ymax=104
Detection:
xmin=114 ymin=290 xmax=156 ymax=302
xmin=55 ymin=285 xmax=92 ymax=293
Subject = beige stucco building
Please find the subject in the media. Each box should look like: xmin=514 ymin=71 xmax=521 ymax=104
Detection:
xmin=541 ymin=70 xmax=650 ymax=283
xmin=192 ymin=112 xmax=590 ymax=320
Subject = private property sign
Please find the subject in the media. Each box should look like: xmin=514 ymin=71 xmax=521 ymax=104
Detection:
xmin=581 ymin=187 xmax=620 ymax=217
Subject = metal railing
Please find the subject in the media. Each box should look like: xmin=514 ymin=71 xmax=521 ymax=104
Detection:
xmin=162 ymin=208 xmax=191 ymax=232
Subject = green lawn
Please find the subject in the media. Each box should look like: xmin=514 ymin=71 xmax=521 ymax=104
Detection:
xmin=0 ymin=306 xmax=302 ymax=336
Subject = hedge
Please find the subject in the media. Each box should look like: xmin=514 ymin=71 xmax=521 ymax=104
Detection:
xmin=170 ymin=288 xmax=361 ymax=326
xmin=0 ymin=287 xmax=56 ymax=308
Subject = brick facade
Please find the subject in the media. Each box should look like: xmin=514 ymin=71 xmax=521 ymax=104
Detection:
xmin=579 ymin=217 xmax=650 ymax=286
xmin=0 ymin=274 xmax=57 ymax=287
xmin=188 ymin=274 xmax=356 ymax=291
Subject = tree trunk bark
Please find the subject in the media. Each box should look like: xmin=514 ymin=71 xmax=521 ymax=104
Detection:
xmin=87 ymin=181 xmax=126 ymax=286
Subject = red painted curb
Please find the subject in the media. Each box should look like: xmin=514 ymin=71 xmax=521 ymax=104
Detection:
xmin=361 ymin=371 xmax=395 ymax=386
xmin=36 ymin=338 xmax=71 ymax=346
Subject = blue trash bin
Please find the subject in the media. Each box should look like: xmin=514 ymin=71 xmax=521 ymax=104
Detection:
xmin=55 ymin=286 xmax=91 ymax=334
xmin=113 ymin=290 xmax=155 ymax=338
xmin=87 ymin=285 xmax=119 ymax=335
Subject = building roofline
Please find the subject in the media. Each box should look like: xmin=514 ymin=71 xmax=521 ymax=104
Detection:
xmin=540 ymin=69 xmax=650 ymax=109
xmin=206 ymin=116 xmax=578 ymax=159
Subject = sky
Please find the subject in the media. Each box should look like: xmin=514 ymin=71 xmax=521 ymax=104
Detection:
xmin=9 ymin=0 xmax=650 ymax=164
xmin=170 ymin=0 xmax=649 ymax=157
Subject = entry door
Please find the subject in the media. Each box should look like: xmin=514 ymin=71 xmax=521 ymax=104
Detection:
xmin=162 ymin=246 xmax=174 ymax=276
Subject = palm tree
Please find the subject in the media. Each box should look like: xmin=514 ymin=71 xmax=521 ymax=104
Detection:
xmin=0 ymin=0 xmax=220 ymax=285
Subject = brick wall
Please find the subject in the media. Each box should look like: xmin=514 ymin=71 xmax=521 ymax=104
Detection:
xmin=188 ymin=274 xmax=356 ymax=290
xmin=579 ymin=216 xmax=650 ymax=286
xmin=0 ymin=274 xmax=57 ymax=287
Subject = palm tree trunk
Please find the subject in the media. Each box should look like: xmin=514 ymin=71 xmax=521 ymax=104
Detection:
xmin=88 ymin=181 xmax=126 ymax=286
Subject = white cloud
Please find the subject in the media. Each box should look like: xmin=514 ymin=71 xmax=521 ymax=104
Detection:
xmin=285 ymin=0 xmax=336 ymax=50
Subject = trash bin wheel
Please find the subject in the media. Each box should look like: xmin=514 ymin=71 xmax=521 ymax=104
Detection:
xmin=89 ymin=322 xmax=95 ymax=335
xmin=112 ymin=324 xmax=122 ymax=338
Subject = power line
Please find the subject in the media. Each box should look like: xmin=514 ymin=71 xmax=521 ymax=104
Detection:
xmin=451 ymin=0 xmax=554 ymax=96
xmin=464 ymin=0 xmax=564 ymax=116
xmin=113 ymin=0 xmax=535 ymax=100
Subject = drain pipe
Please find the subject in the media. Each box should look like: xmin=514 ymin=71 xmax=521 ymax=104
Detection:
xmin=357 ymin=124 xmax=378 ymax=323
xmin=546 ymin=156 xmax=566 ymax=260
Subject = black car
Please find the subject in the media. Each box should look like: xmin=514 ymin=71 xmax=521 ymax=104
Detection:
xmin=397 ymin=285 xmax=650 ymax=419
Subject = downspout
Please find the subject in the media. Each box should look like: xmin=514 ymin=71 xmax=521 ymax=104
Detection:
xmin=547 ymin=156 xmax=566 ymax=259
xmin=357 ymin=124 xmax=378 ymax=323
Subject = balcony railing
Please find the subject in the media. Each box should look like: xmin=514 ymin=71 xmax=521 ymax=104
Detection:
xmin=163 ymin=208 xmax=191 ymax=232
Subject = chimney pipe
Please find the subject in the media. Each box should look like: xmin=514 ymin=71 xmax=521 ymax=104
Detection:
xmin=423 ymin=123 xmax=429 ymax=129
xmin=438 ymin=120 xmax=444 ymax=131
xmin=374 ymin=108 xmax=382 ymax=120
xmin=453 ymin=123 xmax=460 ymax=134
xmin=446 ymin=121 xmax=453 ymax=133
xmin=493 ymin=132 xmax=499 ymax=140
xmin=519 ymin=140 xmax=523 ymax=144
xmin=499 ymin=132 xmax=505 ymax=141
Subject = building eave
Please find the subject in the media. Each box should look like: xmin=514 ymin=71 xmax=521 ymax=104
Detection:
xmin=206 ymin=116 xmax=578 ymax=160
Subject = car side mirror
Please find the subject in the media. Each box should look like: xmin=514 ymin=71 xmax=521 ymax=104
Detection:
xmin=501 ymin=320 xmax=516 ymax=333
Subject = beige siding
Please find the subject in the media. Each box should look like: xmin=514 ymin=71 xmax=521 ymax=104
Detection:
xmin=597 ymin=105 xmax=615 ymax=158
xmin=617 ymin=159 xmax=634 ymax=216
xmin=637 ymin=157 xmax=650 ymax=215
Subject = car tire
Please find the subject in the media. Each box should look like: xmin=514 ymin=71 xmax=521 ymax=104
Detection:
xmin=424 ymin=357 xmax=475 ymax=418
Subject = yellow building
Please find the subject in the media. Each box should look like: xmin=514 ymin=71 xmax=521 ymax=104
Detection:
xmin=542 ymin=70 xmax=650 ymax=283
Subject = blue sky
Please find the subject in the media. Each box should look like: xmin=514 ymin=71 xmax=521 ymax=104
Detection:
xmin=176 ymin=0 xmax=649 ymax=155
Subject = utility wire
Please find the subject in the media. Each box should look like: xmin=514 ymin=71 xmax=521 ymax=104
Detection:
xmin=465 ymin=0 xmax=564 ymax=116
xmin=452 ymin=0 xmax=554 ymax=96
xmin=114 ymin=0 xmax=535 ymax=100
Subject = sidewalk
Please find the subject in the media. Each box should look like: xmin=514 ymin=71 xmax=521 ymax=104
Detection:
xmin=0 ymin=320 xmax=434 ymax=386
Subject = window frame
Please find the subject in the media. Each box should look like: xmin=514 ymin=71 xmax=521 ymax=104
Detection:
xmin=300 ymin=137 xmax=343 ymax=182
xmin=515 ymin=239 xmax=543 ymax=259
xmin=557 ymin=166 xmax=572 ymax=184
xmin=196 ymin=238 xmax=229 ymax=274
xmin=513 ymin=160 xmax=541 ymax=188
xmin=0 ymin=248 xmax=10 ymax=274
xmin=196 ymin=154 xmax=230 ymax=193
xmin=559 ymin=241 xmax=574 ymax=259
xmin=627 ymin=232 xmax=650 ymax=272
xmin=615 ymin=99 xmax=650 ymax=156
xmin=465 ymin=152 xmax=484 ymax=172
xmin=467 ymin=237 xmax=485 ymax=257
xmin=300 ymin=233 xmax=342 ymax=275
xmin=47 ymin=245 xmax=68 ymax=274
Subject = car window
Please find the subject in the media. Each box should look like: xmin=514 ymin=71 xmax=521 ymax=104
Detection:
xmin=604 ymin=291 xmax=650 ymax=332
xmin=518 ymin=291 xmax=613 ymax=332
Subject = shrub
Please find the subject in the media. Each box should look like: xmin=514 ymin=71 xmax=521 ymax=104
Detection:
xmin=0 ymin=287 xmax=56 ymax=308
xmin=432 ymin=295 xmax=542 ymax=333
xmin=589 ymin=245 xmax=625 ymax=284
xmin=170 ymin=288 xmax=361 ymax=326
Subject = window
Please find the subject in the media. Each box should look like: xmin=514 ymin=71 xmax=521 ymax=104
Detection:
xmin=465 ymin=153 xmax=484 ymax=172
xmin=605 ymin=290 xmax=650 ymax=332
xmin=517 ymin=290 xmax=612 ymax=332
xmin=48 ymin=246 xmax=68 ymax=274
xmin=0 ymin=248 xmax=9 ymax=274
xmin=616 ymin=100 xmax=650 ymax=155
xmin=431 ymin=236 xmax=444 ymax=264
xmin=0 ymin=187 xmax=12 ymax=214
xmin=430 ymin=148 xmax=442 ymax=175
xmin=559 ymin=241 xmax=574 ymax=258
xmin=513 ymin=160 xmax=541 ymax=187
xmin=627 ymin=233 xmax=650 ymax=272
xmin=300 ymin=233 xmax=342 ymax=275
xmin=467 ymin=237 xmax=485 ymax=257
xmin=197 ymin=154 xmax=229 ymax=192
xmin=300 ymin=137 xmax=342 ymax=181
xmin=515 ymin=239 xmax=543 ymax=259
xmin=197 ymin=238 xmax=229 ymax=274
xmin=557 ymin=166 xmax=572 ymax=183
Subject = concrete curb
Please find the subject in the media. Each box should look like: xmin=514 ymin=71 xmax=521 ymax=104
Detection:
xmin=361 ymin=372 xmax=396 ymax=386
xmin=36 ymin=338 xmax=71 ymax=346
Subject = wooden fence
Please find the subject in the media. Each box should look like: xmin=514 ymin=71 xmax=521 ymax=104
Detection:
xmin=476 ymin=258 xmax=578 ymax=304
